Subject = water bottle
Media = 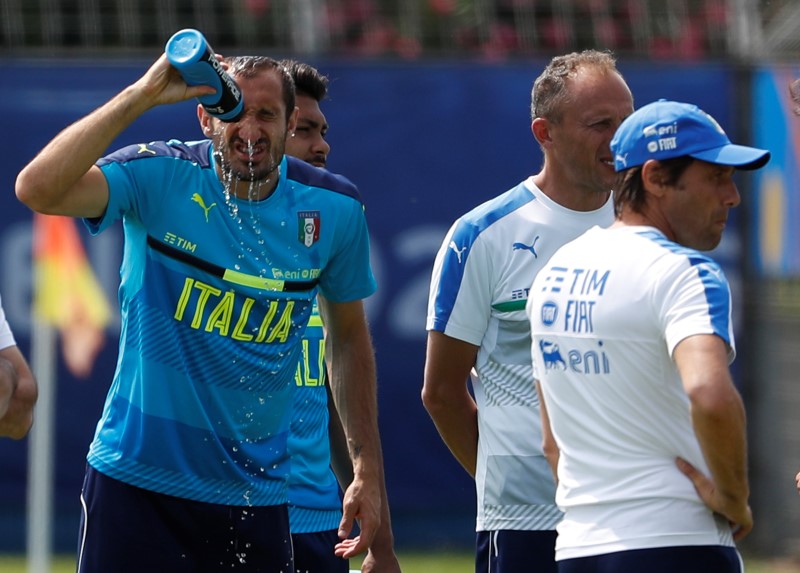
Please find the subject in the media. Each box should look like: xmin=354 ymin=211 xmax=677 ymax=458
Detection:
xmin=165 ymin=29 xmax=244 ymax=122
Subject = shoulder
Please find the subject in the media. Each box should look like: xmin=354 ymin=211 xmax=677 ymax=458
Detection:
xmin=636 ymin=230 xmax=721 ymax=271
xmin=285 ymin=156 xmax=363 ymax=205
xmin=98 ymin=140 xmax=214 ymax=169
xmin=452 ymin=182 xmax=534 ymax=241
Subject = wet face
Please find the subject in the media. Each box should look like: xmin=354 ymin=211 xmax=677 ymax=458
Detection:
xmin=200 ymin=68 xmax=297 ymax=196
xmin=285 ymin=93 xmax=330 ymax=168
xmin=545 ymin=68 xmax=634 ymax=195
xmin=659 ymin=160 xmax=741 ymax=251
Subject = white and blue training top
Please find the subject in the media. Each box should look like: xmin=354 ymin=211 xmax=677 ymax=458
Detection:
xmin=528 ymin=225 xmax=737 ymax=560
xmin=427 ymin=176 xmax=614 ymax=532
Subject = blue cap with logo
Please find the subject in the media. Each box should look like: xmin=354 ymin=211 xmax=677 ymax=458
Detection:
xmin=611 ymin=99 xmax=770 ymax=172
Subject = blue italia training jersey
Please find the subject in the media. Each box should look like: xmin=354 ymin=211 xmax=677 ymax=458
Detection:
xmin=85 ymin=140 xmax=375 ymax=506
xmin=288 ymin=299 xmax=342 ymax=533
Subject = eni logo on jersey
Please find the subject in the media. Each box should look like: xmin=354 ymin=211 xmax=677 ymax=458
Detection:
xmin=191 ymin=193 xmax=217 ymax=222
xmin=539 ymin=338 xmax=610 ymax=375
xmin=173 ymin=277 xmax=298 ymax=343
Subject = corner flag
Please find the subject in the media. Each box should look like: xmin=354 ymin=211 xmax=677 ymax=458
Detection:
xmin=32 ymin=213 xmax=111 ymax=378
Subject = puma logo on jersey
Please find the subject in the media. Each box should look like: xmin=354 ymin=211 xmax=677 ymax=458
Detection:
xmin=513 ymin=237 xmax=539 ymax=258
xmin=137 ymin=143 xmax=157 ymax=155
xmin=449 ymin=241 xmax=467 ymax=264
xmin=191 ymin=193 xmax=217 ymax=222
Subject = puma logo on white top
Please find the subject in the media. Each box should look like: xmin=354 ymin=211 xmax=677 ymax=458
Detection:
xmin=449 ymin=241 xmax=467 ymax=263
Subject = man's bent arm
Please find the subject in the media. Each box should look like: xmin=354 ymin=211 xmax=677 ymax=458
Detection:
xmin=421 ymin=330 xmax=479 ymax=477
xmin=15 ymin=54 xmax=215 ymax=218
xmin=675 ymin=333 xmax=751 ymax=539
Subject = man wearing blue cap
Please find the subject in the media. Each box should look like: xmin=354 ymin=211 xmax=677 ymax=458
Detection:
xmin=526 ymin=99 xmax=769 ymax=572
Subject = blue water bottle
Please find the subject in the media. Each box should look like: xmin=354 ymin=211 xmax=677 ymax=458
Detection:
xmin=165 ymin=29 xmax=244 ymax=122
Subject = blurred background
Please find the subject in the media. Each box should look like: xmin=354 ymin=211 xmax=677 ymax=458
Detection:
xmin=1 ymin=0 xmax=800 ymax=567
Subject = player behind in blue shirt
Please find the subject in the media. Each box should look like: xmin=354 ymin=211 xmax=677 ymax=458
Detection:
xmin=16 ymin=51 xmax=384 ymax=573
xmin=281 ymin=59 xmax=401 ymax=573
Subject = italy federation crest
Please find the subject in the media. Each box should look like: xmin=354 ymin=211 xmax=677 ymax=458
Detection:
xmin=298 ymin=211 xmax=321 ymax=247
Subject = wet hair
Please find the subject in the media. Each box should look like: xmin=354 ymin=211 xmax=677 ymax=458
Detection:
xmin=280 ymin=59 xmax=328 ymax=103
xmin=223 ymin=56 xmax=296 ymax=123
xmin=531 ymin=50 xmax=623 ymax=122
xmin=613 ymin=156 xmax=695 ymax=216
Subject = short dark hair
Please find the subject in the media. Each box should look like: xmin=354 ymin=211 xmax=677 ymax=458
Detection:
xmin=223 ymin=55 xmax=296 ymax=123
xmin=531 ymin=50 xmax=623 ymax=122
xmin=613 ymin=156 xmax=695 ymax=216
xmin=280 ymin=59 xmax=328 ymax=102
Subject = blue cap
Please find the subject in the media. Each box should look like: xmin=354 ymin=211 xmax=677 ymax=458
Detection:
xmin=611 ymin=99 xmax=770 ymax=172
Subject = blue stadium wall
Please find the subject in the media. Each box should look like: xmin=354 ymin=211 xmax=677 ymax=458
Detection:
xmin=0 ymin=59 xmax=753 ymax=552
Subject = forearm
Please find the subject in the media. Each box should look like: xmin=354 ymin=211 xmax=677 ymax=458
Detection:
xmin=326 ymin=322 xmax=382 ymax=483
xmin=690 ymin=383 xmax=749 ymax=510
xmin=536 ymin=380 xmax=559 ymax=484
xmin=327 ymin=384 xmax=355 ymax=488
xmin=421 ymin=331 xmax=480 ymax=476
xmin=422 ymin=392 xmax=478 ymax=476
xmin=0 ymin=355 xmax=37 ymax=440
xmin=0 ymin=357 xmax=16 ymax=419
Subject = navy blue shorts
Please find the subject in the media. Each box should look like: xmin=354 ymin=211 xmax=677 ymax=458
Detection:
xmin=558 ymin=545 xmax=742 ymax=573
xmin=291 ymin=529 xmax=349 ymax=573
xmin=77 ymin=465 xmax=293 ymax=573
xmin=476 ymin=529 xmax=558 ymax=573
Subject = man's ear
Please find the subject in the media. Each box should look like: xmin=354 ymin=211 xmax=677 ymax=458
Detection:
xmin=531 ymin=117 xmax=552 ymax=148
xmin=287 ymin=106 xmax=299 ymax=134
xmin=641 ymin=160 xmax=667 ymax=197
xmin=198 ymin=104 xmax=214 ymax=136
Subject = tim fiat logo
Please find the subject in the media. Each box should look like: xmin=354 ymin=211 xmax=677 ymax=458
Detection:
xmin=298 ymin=211 xmax=321 ymax=247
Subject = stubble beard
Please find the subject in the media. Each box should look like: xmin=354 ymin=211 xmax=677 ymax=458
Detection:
xmin=216 ymin=138 xmax=286 ymax=184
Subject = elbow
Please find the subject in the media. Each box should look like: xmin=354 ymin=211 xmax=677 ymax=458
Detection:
xmin=15 ymin=169 xmax=45 ymax=212
xmin=9 ymin=376 xmax=38 ymax=440
xmin=542 ymin=438 xmax=559 ymax=464
xmin=420 ymin=385 xmax=434 ymax=414
xmin=421 ymin=383 xmax=445 ymax=418
xmin=6 ymin=414 xmax=34 ymax=440
xmin=15 ymin=168 xmax=61 ymax=214
xmin=541 ymin=435 xmax=560 ymax=477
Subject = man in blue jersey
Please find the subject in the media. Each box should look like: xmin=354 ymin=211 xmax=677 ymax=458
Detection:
xmin=423 ymin=50 xmax=633 ymax=573
xmin=0 ymin=292 xmax=37 ymax=440
xmin=282 ymin=59 xmax=401 ymax=573
xmin=16 ymin=53 xmax=384 ymax=573
xmin=527 ymin=99 xmax=769 ymax=571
